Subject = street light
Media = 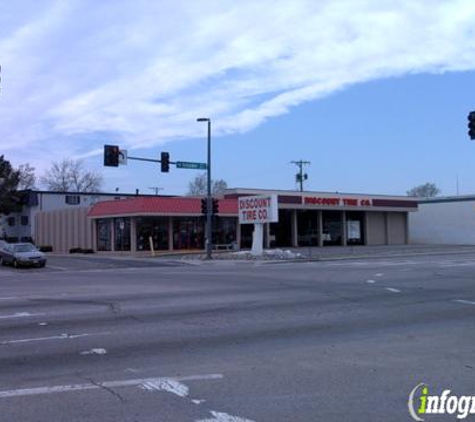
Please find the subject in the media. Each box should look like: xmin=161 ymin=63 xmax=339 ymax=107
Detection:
xmin=196 ymin=117 xmax=212 ymax=259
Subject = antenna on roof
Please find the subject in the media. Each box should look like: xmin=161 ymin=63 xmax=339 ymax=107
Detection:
xmin=149 ymin=187 xmax=163 ymax=195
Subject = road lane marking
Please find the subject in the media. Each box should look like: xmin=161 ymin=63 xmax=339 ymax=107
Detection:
xmin=386 ymin=288 xmax=401 ymax=293
xmin=197 ymin=410 xmax=255 ymax=422
xmin=375 ymin=273 xmax=384 ymax=277
xmin=0 ymin=297 xmax=20 ymax=301
xmin=193 ymin=399 xmax=206 ymax=405
xmin=0 ymin=374 xmax=223 ymax=398
xmin=366 ymin=280 xmax=376 ymax=284
xmin=80 ymin=348 xmax=107 ymax=356
xmin=453 ymin=300 xmax=475 ymax=306
xmin=0 ymin=312 xmax=45 ymax=320
xmin=140 ymin=380 xmax=189 ymax=397
xmin=0 ymin=332 xmax=110 ymax=345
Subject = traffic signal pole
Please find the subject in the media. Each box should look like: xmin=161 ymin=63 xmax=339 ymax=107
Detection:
xmin=206 ymin=120 xmax=213 ymax=259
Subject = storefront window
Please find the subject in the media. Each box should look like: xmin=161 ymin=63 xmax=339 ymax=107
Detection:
xmin=322 ymin=211 xmax=343 ymax=246
xmin=173 ymin=218 xmax=204 ymax=250
xmin=270 ymin=210 xmax=293 ymax=247
xmin=114 ymin=218 xmax=131 ymax=251
xmin=346 ymin=211 xmax=365 ymax=245
xmin=136 ymin=217 xmax=169 ymax=251
xmin=297 ymin=210 xmax=319 ymax=246
xmin=96 ymin=219 xmax=111 ymax=251
xmin=212 ymin=217 xmax=237 ymax=246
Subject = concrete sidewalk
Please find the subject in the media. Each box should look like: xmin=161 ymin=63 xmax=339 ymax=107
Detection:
xmin=46 ymin=244 xmax=475 ymax=264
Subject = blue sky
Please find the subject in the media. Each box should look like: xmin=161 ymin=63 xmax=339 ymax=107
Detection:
xmin=1 ymin=0 xmax=475 ymax=196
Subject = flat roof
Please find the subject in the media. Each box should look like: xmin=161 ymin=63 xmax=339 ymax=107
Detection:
xmin=225 ymin=187 xmax=413 ymax=200
xmin=418 ymin=195 xmax=475 ymax=204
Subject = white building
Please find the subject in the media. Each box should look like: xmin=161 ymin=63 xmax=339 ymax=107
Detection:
xmin=409 ymin=196 xmax=475 ymax=245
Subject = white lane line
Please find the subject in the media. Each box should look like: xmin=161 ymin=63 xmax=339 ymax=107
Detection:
xmin=0 ymin=312 xmax=45 ymax=320
xmin=375 ymin=273 xmax=384 ymax=277
xmin=0 ymin=374 xmax=223 ymax=398
xmin=140 ymin=379 xmax=189 ymax=397
xmin=197 ymin=410 xmax=255 ymax=422
xmin=386 ymin=288 xmax=401 ymax=293
xmin=439 ymin=263 xmax=475 ymax=268
xmin=453 ymin=300 xmax=475 ymax=306
xmin=0 ymin=332 xmax=110 ymax=345
xmin=193 ymin=400 xmax=206 ymax=405
xmin=80 ymin=348 xmax=107 ymax=356
xmin=366 ymin=280 xmax=376 ymax=284
xmin=0 ymin=297 xmax=20 ymax=301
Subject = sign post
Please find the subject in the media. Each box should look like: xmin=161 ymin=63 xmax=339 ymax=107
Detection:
xmin=238 ymin=195 xmax=279 ymax=256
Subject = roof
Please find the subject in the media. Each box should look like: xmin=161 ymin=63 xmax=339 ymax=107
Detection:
xmin=21 ymin=189 xmax=175 ymax=198
xmin=224 ymin=187 xmax=414 ymax=200
xmin=418 ymin=195 xmax=475 ymax=204
xmin=88 ymin=197 xmax=238 ymax=218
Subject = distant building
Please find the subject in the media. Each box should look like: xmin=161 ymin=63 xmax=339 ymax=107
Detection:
xmin=1 ymin=188 xmax=418 ymax=253
xmin=409 ymin=196 xmax=475 ymax=245
xmin=87 ymin=188 xmax=417 ymax=253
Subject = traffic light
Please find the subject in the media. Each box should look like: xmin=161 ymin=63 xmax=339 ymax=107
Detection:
xmin=468 ymin=111 xmax=475 ymax=140
xmin=104 ymin=145 xmax=119 ymax=167
xmin=200 ymin=198 xmax=207 ymax=215
xmin=160 ymin=152 xmax=170 ymax=172
xmin=212 ymin=198 xmax=219 ymax=215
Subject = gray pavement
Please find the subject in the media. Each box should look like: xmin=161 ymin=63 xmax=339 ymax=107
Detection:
xmin=0 ymin=248 xmax=474 ymax=421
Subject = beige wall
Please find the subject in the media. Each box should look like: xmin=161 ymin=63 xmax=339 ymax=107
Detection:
xmin=35 ymin=208 xmax=93 ymax=253
xmin=366 ymin=211 xmax=407 ymax=246
xmin=366 ymin=212 xmax=387 ymax=245
xmin=387 ymin=212 xmax=407 ymax=245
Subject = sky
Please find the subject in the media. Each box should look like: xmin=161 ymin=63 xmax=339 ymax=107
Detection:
xmin=1 ymin=0 xmax=475 ymax=197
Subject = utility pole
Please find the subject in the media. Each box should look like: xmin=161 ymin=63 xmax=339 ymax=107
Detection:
xmin=291 ymin=160 xmax=311 ymax=192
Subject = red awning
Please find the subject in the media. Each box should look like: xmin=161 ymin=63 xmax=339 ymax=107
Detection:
xmin=88 ymin=197 xmax=238 ymax=218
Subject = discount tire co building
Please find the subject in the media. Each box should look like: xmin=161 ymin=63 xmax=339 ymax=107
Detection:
xmin=85 ymin=188 xmax=418 ymax=253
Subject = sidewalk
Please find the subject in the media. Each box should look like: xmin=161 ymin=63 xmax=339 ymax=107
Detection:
xmin=47 ymin=244 xmax=475 ymax=264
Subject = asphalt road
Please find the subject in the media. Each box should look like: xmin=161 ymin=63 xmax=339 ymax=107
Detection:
xmin=0 ymin=251 xmax=474 ymax=421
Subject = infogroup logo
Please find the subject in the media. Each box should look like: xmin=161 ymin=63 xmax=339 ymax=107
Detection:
xmin=408 ymin=383 xmax=475 ymax=421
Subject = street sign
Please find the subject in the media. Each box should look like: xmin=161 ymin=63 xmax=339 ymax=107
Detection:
xmin=118 ymin=149 xmax=127 ymax=165
xmin=176 ymin=161 xmax=207 ymax=170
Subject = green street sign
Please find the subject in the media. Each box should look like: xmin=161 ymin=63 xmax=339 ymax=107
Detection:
xmin=176 ymin=161 xmax=208 ymax=170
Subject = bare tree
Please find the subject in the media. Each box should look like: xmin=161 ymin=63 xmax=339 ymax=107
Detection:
xmin=17 ymin=163 xmax=36 ymax=190
xmin=187 ymin=173 xmax=228 ymax=196
xmin=40 ymin=159 xmax=103 ymax=192
xmin=407 ymin=182 xmax=440 ymax=198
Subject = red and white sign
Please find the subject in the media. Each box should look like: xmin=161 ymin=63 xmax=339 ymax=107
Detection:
xmin=303 ymin=197 xmax=373 ymax=207
xmin=238 ymin=195 xmax=279 ymax=224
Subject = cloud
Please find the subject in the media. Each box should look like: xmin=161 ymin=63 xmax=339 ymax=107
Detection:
xmin=1 ymin=0 xmax=475 ymax=169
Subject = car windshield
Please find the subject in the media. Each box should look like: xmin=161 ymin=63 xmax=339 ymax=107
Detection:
xmin=13 ymin=244 xmax=38 ymax=253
